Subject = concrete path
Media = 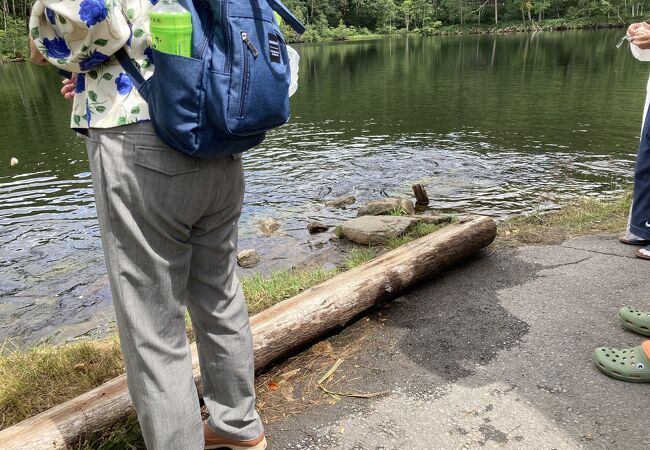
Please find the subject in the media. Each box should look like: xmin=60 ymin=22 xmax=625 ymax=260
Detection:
xmin=261 ymin=235 xmax=650 ymax=449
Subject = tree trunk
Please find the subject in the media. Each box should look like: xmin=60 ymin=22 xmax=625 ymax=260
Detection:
xmin=2 ymin=0 xmax=8 ymax=32
xmin=0 ymin=216 xmax=497 ymax=449
xmin=494 ymin=0 xmax=498 ymax=24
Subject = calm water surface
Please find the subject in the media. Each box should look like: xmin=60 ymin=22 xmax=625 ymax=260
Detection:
xmin=0 ymin=29 xmax=646 ymax=345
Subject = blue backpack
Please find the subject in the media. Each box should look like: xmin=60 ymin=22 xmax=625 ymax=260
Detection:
xmin=116 ymin=0 xmax=305 ymax=158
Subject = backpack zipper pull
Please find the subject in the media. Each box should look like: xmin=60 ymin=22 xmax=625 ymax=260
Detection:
xmin=241 ymin=32 xmax=259 ymax=58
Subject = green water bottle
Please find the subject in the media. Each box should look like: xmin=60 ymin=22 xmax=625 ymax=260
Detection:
xmin=149 ymin=0 xmax=192 ymax=57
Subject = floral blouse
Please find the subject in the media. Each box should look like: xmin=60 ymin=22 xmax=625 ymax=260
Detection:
xmin=30 ymin=0 xmax=156 ymax=129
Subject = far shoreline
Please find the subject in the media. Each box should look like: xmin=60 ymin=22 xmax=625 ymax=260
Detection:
xmin=0 ymin=18 xmax=627 ymax=63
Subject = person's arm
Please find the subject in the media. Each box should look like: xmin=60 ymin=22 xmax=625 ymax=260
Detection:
xmin=29 ymin=0 xmax=131 ymax=72
xmin=629 ymin=22 xmax=650 ymax=61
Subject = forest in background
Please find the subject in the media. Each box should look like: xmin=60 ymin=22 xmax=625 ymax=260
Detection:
xmin=1 ymin=0 xmax=647 ymax=60
xmin=280 ymin=0 xmax=642 ymax=40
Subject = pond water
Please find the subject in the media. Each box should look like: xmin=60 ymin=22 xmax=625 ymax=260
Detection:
xmin=0 ymin=29 xmax=646 ymax=346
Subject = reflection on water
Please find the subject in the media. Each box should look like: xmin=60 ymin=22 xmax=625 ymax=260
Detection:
xmin=0 ymin=29 xmax=646 ymax=345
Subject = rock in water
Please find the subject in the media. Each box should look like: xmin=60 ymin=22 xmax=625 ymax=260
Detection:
xmin=357 ymin=198 xmax=415 ymax=217
xmin=307 ymin=221 xmax=329 ymax=234
xmin=10 ymin=157 xmax=18 ymax=166
xmin=340 ymin=216 xmax=419 ymax=245
xmin=237 ymin=249 xmax=260 ymax=268
xmin=259 ymin=218 xmax=280 ymax=236
xmin=324 ymin=195 xmax=356 ymax=209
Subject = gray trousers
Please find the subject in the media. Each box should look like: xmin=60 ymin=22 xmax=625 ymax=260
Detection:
xmin=86 ymin=123 xmax=262 ymax=449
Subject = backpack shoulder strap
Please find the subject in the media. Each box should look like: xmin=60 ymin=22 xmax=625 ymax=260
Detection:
xmin=115 ymin=48 xmax=146 ymax=90
xmin=266 ymin=0 xmax=305 ymax=34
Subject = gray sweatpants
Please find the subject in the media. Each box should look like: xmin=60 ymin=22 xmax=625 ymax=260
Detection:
xmin=86 ymin=122 xmax=262 ymax=449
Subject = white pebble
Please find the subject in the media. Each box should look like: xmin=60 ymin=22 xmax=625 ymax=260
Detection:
xmin=10 ymin=157 xmax=18 ymax=166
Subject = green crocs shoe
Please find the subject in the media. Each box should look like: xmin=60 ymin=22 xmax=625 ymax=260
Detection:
xmin=619 ymin=306 xmax=650 ymax=336
xmin=593 ymin=341 xmax=650 ymax=382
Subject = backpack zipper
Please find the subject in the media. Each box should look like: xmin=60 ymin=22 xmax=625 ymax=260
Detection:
xmin=223 ymin=1 xmax=231 ymax=73
xmin=238 ymin=31 xmax=257 ymax=118
xmin=241 ymin=32 xmax=259 ymax=58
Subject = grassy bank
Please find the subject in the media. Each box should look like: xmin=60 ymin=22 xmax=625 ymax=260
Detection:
xmin=499 ymin=191 xmax=632 ymax=245
xmin=421 ymin=17 xmax=624 ymax=36
xmin=0 ymin=220 xmax=444 ymax=447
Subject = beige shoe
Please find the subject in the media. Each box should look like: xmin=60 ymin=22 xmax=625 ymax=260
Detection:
xmin=204 ymin=423 xmax=267 ymax=450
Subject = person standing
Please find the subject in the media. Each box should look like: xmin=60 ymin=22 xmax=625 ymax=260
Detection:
xmin=593 ymin=22 xmax=650 ymax=383
xmin=620 ymin=22 xmax=650 ymax=260
xmin=29 ymin=0 xmax=266 ymax=447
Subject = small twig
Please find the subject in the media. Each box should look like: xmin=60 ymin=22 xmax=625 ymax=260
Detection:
xmin=317 ymin=358 xmax=389 ymax=399
xmin=299 ymin=429 xmax=318 ymax=444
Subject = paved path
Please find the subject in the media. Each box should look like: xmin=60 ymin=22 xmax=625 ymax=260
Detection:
xmin=262 ymin=235 xmax=650 ymax=449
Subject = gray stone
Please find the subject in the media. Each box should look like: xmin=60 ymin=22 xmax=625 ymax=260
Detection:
xmin=340 ymin=216 xmax=419 ymax=245
xmin=307 ymin=221 xmax=329 ymax=234
xmin=357 ymin=198 xmax=415 ymax=217
xmin=259 ymin=217 xmax=280 ymax=236
xmin=324 ymin=195 xmax=356 ymax=209
xmin=237 ymin=249 xmax=260 ymax=268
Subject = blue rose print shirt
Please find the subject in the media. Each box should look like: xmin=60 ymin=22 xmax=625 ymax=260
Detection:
xmin=30 ymin=0 xmax=157 ymax=129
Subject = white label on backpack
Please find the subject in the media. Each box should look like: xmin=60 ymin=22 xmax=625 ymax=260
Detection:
xmin=269 ymin=33 xmax=281 ymax=63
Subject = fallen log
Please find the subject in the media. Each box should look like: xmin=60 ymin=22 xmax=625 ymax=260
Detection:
xmin=0 ymin=215 xmax=496 ymax=449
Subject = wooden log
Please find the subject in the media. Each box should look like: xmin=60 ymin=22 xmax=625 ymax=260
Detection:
xmin=412 ymin=184 xmax=430 ymax=207
xmin=250 ymin=215 xmax=495 ymax=368
xmin=0 ymin=215 xmax=496 ymax=449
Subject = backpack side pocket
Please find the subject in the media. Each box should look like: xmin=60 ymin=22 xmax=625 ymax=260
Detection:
xmin=141 ymin=49 xmax=206 ymax=155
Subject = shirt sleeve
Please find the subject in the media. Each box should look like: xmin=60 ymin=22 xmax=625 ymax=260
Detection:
xmin=630 ymin=42 xmax=650 ymax=62
xmin=29 ymin=0 xmax=131 ymax=73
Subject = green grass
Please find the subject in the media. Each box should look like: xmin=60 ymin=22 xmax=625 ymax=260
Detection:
xmin=499 ymin=192 xmax=632 ymax=244
xmin=73 ymin=411 xmax=144 ymax=450
xmin=243 ymin=267 xmax=339 ymax=314
xmin=387 ymin=207 xmax=407 ymax=217
xmin=343 ymin=247 xmax=378 ymax=269
xmin=0 ymin=338 xmax=124 ymax=429
xmin=386 ymin=221 xmax=446 ymax=250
